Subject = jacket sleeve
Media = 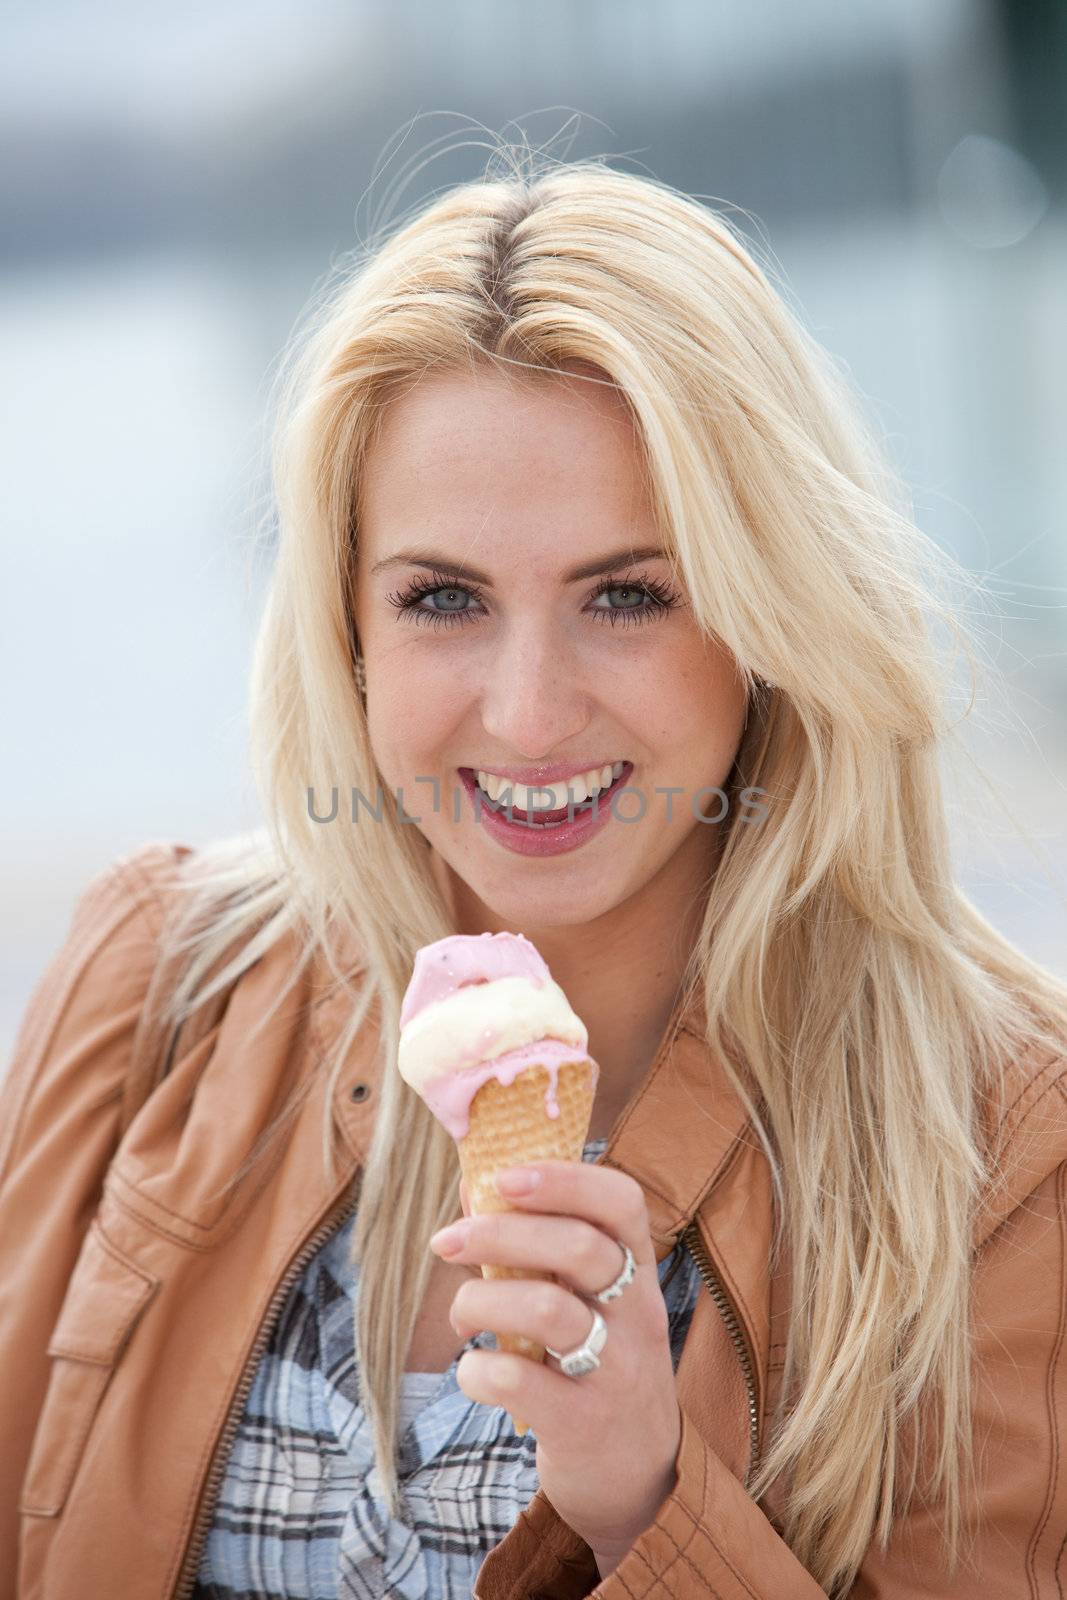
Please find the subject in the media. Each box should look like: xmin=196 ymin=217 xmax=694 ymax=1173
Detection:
xmin=0 ymin=841 xmax=187 ymax=1595
xmin=477 ymin=1144 xmax=1067 ymax=1600
xmin=474 ymin=1405 xmax=829 ymax=1600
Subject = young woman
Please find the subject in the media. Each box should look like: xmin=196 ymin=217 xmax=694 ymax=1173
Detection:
xmin=3 ymin=154 xmax=1066 ymax=1600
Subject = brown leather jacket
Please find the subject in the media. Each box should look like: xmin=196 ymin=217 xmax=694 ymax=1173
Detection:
xmin=3 ymin=840 xmax=1066 ymax=1599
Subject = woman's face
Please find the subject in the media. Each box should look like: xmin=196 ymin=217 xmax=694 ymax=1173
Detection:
xmin=353 ymin=364 xmax=748 ymax=932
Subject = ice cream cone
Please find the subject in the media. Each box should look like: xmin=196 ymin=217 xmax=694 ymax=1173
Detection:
xmin=397 ymin=931 xmax=600 ymax=1439
xmin=456 ymin=1056 xmax=596 ymax=1436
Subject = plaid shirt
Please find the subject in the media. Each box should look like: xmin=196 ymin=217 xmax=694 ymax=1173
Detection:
xmin=192 ymin=1136 xmax=702 ymax=1598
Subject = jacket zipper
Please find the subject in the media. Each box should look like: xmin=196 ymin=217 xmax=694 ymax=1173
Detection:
xmin=171 ymin=1182 xmax=360 ymax=1599
xmin=679 ymin=1217 xmax=761 ymax=1492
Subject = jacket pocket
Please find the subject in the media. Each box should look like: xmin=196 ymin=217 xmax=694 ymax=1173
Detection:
xmin=18 ymin=1220 xmax=160 ymax=1517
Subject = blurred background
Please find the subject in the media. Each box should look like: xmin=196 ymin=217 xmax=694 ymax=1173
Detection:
xmin=3 ymin=0 xmax=1065 ymax=1064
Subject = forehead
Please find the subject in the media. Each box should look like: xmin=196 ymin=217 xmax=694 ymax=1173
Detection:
xmin=370 ymin=362 xmax=635 ymax=453
xmin=356 ymin=365 xmax=654 ymax=566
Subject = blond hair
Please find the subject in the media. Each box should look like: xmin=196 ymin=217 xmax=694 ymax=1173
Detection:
xmin=135 ymin=145 xmax=1067 ymax=1597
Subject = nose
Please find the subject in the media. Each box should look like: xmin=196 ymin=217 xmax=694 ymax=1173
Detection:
xmin=477 ymin=627 xmax=589 ymax=757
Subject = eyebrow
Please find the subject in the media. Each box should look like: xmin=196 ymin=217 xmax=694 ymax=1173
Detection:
xmin=370 ymin=545 xmax=670 ymax=585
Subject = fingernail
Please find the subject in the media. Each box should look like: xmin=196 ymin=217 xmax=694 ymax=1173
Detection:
xmin=496 ymin=1167 xmax=541 ymax=1195
xmin=430 ymin=1220 xmax=470 ymax=1256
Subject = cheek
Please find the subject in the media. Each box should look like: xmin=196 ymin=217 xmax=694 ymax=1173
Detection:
xmin=666 ymin=654 xmax=748 ymax=769
xmin=367 ymin=662 xmax=463 ymax=771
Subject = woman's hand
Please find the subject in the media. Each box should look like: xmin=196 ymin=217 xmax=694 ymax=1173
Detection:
xmin=430 ymin=1159 xmax=681 ymax=1568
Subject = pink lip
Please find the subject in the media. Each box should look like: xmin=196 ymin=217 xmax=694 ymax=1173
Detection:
xmin=462 ymin=759 xmax=627 ymax=785
xmin=457 ymin=763 xmax=634 ymax=859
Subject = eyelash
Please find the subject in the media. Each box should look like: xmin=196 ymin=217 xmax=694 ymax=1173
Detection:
xmin=385 ymin=567 xmax=682 ymax=631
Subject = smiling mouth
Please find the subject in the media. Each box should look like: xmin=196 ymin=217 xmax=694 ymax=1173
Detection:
xmin=463 ymin=764 xmax=633 ymax=825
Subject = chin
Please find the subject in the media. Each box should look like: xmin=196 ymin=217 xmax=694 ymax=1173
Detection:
xmin=480 ymin=871 xmax=629 ymax=930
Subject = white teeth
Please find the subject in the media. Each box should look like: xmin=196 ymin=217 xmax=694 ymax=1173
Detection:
xmin=474 ymin=761 xmax=628 ymax=812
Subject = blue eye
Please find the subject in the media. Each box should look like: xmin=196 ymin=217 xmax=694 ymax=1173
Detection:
xmin=587 ymin=580 xmax=678 ymax=625
xmin=387 ymin=574 xmax=481 ymax=629
xmin=386 ymin=569 xmax=681 ymax=630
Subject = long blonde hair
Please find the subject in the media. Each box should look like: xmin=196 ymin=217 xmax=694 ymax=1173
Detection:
xmin=134 ymin=146 xmax=1067 ymax=1597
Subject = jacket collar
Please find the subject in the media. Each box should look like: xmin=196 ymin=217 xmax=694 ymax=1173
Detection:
xmin=595 ymin=977 xmax=778 ymax=1395
xmin=596 ymin=979 xmax=756 ymax=1251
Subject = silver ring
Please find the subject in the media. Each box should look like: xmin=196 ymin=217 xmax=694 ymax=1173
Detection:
xmin=592 ymin=1239 xmax=635 ymax=1304
xmin=545 ymin=1305 xmax=608 ymax=1378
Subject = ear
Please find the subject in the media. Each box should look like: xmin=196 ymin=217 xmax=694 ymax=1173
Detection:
xmin=459 ymin=1177 xmax=471 ymax=1218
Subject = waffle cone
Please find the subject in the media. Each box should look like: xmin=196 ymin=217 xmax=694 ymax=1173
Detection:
xmin=456 ymin=1057 xmax=596 ymax=1436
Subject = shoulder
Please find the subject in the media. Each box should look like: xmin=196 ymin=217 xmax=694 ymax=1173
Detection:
xmin=17 ymin=838 xmax=196 ymax=1044
xmin=0 ymin=839 xmax=197 ymax=1183
xmin=73 ymin=839 xmax=195 ymax=932
xmin=974 ymin=1030 xmax=1067 ymax=1250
